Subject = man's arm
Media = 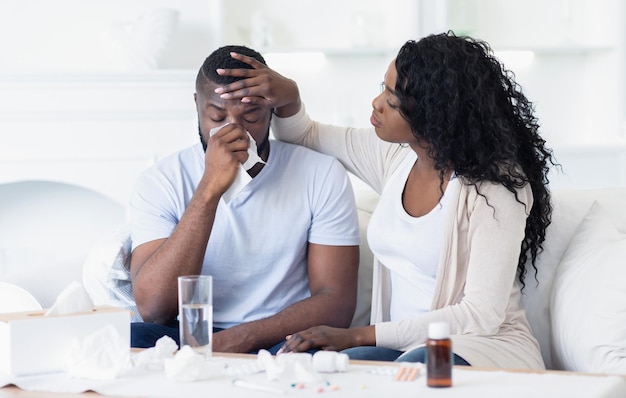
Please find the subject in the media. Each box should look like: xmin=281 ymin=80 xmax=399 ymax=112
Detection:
xmin=130 ymin=126 xmax=250 ymax=324
xmin=212 ymin=243 xmax=359 ymax=353
xmin=130 ymin=190 xmax=220 ymax=324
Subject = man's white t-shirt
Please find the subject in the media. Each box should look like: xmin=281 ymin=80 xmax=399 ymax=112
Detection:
xmin=130 ymin=140 xmax=360 ymax=329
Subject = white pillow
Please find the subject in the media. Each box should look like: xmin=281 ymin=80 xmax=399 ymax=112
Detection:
xmin=82 ymin=223 xmax=142 ymax=321
xmin=550 ymin=201 xmax=626 ymax=373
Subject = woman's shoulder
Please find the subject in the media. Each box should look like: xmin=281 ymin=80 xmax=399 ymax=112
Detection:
xmin=458 ymin=177 xmax=533 ymax=207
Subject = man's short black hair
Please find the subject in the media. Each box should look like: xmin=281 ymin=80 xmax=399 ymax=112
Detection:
xmin=196 ymin=45 xmax=267 ymax=92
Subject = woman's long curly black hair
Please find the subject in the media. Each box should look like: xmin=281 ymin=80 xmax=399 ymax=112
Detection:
xmin=394 ymin=31 xmax=556 ymax=288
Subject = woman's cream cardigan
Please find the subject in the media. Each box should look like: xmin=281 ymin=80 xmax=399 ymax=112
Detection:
xmin=272 ymin=106 xmax=545 ymax=370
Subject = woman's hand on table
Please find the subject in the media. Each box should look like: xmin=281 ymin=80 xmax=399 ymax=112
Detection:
xmin=277 ymin=325 xmax=375 ymax=354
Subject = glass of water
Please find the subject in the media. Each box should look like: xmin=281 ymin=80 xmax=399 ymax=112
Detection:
xmin=178 ymin=275 xmax=213 ymax=358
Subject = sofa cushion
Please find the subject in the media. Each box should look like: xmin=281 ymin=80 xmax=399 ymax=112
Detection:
xmin=0 ymin=281 xmax=43 ymax=313
xmin=351 ymin=181 xmax=377 ymax=327
xmin=550 ymin=201 xmax=626 ymax=374
xmin=521 ymin=188 xmax=626 ymax=369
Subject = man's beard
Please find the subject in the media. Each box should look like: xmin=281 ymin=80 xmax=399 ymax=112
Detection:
xmin=198 ymin=123 xmax=270 ymax=159
xmin=199 ymin=123 xmax=208 ymax=151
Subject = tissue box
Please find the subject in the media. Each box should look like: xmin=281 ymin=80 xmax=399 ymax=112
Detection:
xmin=0 ymin=306 xmax=130 ymax=376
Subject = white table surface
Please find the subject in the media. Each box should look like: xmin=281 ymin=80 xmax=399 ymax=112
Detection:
xmin=1 ymin=355 xmax=625 ymax=398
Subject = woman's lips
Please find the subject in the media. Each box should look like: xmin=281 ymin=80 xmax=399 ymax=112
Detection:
xmin=370 ymin=113 xmax=382 ymax=128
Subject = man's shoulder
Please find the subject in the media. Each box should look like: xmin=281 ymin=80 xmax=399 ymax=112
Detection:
xmin=134 ymin=143 xmax=202 ymax=191
xmin=272 ymin=140 xmax=337 ymax=164
xmin=145 ymin=143 xmax=202 ymax=174
xmin=156 ymin=142 xmax=201 ymax=165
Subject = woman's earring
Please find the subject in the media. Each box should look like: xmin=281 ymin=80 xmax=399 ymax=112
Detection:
xmin=399 ymin=143 xmax=409 ymax=148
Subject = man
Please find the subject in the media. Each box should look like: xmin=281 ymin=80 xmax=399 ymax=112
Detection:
xmin=129 ymin=45 xmax=360 ymax=353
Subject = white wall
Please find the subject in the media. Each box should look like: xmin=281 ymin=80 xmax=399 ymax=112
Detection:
xmin=0 ymin=0 xmax=214 ymax=73
xmin=1 ymin=0 xmax=625 ymax=215
xmin=0 ymin=1 xmax=208 ymax=207
xmin=447 ymin=0 xmax=626 ymax=189
xmin=0 ymin=71 xmax=198 ymax=206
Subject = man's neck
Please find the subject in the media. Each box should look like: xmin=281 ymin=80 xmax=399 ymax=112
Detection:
xmin=248 ymin=139 xmax=270 ymax=178
xmin=257 ymin=135 xmax=270 ymax=163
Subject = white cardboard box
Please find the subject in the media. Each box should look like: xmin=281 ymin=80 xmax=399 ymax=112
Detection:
xmin=0 ymin=306 xmax=130 ymax=377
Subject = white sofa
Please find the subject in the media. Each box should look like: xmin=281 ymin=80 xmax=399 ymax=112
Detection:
xmin=353 ymin=183 xmax=626 ymax=374
xmin=0 ymin=181 xmax=126 ymax=309
xmin=2 ymin=180 xmax=625 ymax=374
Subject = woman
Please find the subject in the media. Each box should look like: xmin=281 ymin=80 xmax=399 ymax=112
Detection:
xmin=215 ymin=31 xmax=555 ymax=369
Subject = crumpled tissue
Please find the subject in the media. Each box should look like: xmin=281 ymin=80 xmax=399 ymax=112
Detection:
xmin=163 ymin=345 xmax=224 ymax=382
xmin=133 ymin=335 xmax=179 ymax=370
xmin=209 ymin=124 xmax=265 ymax=204
xmin=65 ymin=325 xmax=131 ymax=380
xmin=258 ymin=350 xmax=321 ymax=383
xmin=45 ymin=281 xmax=94 ymax=316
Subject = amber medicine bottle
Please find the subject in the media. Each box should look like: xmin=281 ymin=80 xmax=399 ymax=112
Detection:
xmin=426 ymin=321 xmax=452 ymax=388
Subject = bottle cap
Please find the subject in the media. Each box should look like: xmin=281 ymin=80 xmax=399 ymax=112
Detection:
xmin=428 ymin=321 xmax=450 ymax=339
xmin=334 ymin=352 xmax=349 ymax=372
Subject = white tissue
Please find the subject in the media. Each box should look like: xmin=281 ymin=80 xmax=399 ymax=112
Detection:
xmin=133 ymin=335 xmax=179 ymax=370
xmin=257 ymin=349 xmax=282 ymax=380
xmin=257 ymin=350 xmax=321 ymax=383
xmin=65 ymin=325 xmax=131 ymax=380
xmin=208 ymin=124 xmax=265 ymax=204
xmin=45 ymin=281 xmax=94 ymax=316
xmin=164 ymin=345 xmax=223 ymax=382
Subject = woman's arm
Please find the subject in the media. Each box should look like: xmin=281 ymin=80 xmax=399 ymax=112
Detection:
xmin=215 ymin=52 xmax=409 ymax=194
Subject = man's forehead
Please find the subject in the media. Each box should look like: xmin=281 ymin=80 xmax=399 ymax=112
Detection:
xmin=199 ymin=82 xmax=252 ymax=110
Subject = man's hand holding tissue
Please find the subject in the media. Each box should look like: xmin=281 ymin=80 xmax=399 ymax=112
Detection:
xmin=199 ymin=123 xmax=250 ymax=199
xmin=129 ymin=124 xmax=253 ymax=325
